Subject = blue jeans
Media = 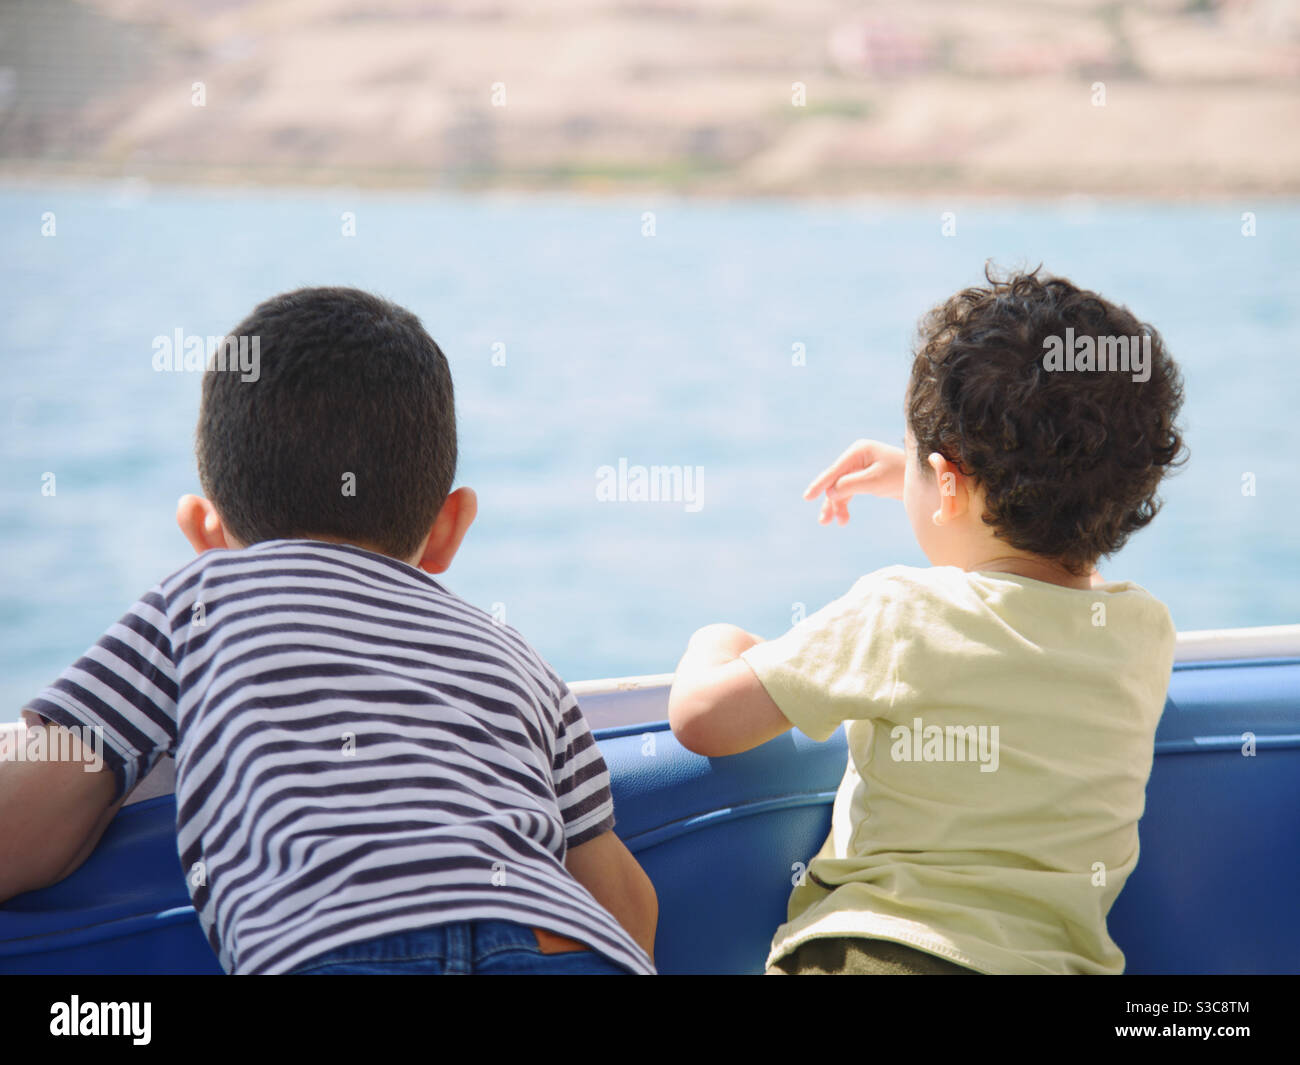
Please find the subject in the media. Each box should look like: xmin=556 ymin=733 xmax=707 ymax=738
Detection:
xmin=286 ymin=920 xmax=634 ymax=975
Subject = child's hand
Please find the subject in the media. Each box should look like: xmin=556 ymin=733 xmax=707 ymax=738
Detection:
xmin=804 ymin=439 xmax=906 ymax=525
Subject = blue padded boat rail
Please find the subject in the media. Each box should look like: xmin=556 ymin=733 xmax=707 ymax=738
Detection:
xmin=2 ymin=657 xmax=1297 ymax=974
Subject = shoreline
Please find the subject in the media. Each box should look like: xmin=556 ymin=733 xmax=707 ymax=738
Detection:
xmin=4 ymin=162 xmax=1297 ymax=202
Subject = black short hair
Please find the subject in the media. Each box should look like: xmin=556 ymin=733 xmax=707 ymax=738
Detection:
xmin=907 ymin=265 xmax=1186 ymax=576
xmin=197 ymin=286 xmax=456 ymax=560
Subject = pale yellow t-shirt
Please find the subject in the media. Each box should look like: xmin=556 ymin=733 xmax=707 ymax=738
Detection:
xmin=741 ymin=564 xmax=1176 ymax=975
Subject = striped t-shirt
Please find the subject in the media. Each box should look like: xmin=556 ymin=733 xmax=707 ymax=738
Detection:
xmin=28 ymin=539 xmax=654 ymax=975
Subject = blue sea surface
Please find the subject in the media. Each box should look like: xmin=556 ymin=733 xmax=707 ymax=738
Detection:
xmin=1 ymin=184 xmax=1297 ymax=711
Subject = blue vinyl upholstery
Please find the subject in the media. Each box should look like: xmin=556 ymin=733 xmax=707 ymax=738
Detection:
xmin=2 ymin=658 xmax=1297 ymax=974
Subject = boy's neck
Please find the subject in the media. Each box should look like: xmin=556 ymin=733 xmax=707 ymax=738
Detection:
xmin=967 ymin=555 xmax=1093 ymax=591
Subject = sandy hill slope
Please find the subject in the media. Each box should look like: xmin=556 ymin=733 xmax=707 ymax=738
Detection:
xmin=1 ymin=0 xmax=1297 ymax=195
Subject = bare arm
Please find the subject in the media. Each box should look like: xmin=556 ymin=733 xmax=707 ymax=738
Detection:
xmin=667 ymin=442 xmax=898 ymax=756
xmin=564 ymin=829 xmax=657 ymax=962
xmin=0 ymin=713 xmax=123 ymax=903
xmin=668 ymin=624 xmax=793 ymax=757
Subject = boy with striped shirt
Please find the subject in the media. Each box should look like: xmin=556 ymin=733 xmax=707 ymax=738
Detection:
xmin=0 ymin=287 xmax=657 ymax=975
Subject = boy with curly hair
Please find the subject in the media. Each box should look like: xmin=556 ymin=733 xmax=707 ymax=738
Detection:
xmin=668 ymin=266 xmax=1186 ymax=975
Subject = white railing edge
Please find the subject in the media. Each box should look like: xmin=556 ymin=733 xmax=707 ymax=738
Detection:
xmin=122 ymin=623 xmax=1299 ymax=805
xmin=1172 ymin=623 xmax=1300 ymax=663
xmin=568 ymin=673 xmax=675 ymax=697
xmin=568 ymin=624 xmax=1300 ymax=695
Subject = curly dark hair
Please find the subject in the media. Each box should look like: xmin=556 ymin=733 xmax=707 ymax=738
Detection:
xmin=906 ymin=264 xmax=1186 ymax=576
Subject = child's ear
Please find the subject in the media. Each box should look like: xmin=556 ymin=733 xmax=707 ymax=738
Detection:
xmin=414 ymin=487 xmax=477 ymax=574
xmin=177 ymin=494 xmax=236 ymax=554
xmin=927 ymin=452 xmax=969 ymax=526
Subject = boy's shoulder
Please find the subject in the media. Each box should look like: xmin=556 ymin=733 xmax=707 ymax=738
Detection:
xmin=156 ymin=539 xmax=558 ymax=681
xmin=847 ymin=564 xmax=1172 ymax=614
xmin=832 ymin=563 xmax=1175 ymax=658
xmin=160 ymin=538 xmax=434 ymax=588
xmin=836 ymin=563 xmax=965 ymax=608
xmin=790 ymin=565 xmax=941 ymax=633
xmin=160 ymin=539 xmax=467 ymax=612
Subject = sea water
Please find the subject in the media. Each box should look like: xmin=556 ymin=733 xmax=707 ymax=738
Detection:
xmin=1 ymin=184 xmax=1296 ymax=711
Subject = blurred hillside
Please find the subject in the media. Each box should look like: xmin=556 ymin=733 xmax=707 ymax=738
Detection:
xmin=1 ymin=0 xmax=1297 ymax=195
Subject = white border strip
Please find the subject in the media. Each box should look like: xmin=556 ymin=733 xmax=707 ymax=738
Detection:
xmin=122 ymin=624 xmax=1298 ymax=805
xmin=1173 ymin=624 xmax=1300 ymax=663
xmin=568 ymin=625 xmax=1300 ymax=694
xmin=569 ymin=673 xmax=674 ymax=696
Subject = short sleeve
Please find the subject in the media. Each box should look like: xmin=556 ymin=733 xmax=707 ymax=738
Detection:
xmin=25 ymin=587 xmax=180 ymax=803
xmin=741 ymin=570 xmax=904 ymax=743
xmin=549 ymin=678 xmax=616 ymax=849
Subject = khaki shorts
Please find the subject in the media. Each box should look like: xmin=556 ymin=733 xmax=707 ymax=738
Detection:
xmin=766 ymin=936 xmax=979 ymax=975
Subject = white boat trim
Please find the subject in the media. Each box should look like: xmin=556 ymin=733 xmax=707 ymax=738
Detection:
xmin=569 ymin=673 xmax=674 ymax=696
xmin=567 ymin=624 xmax=1300 ymax=695
xmin=1170 ymin=624 xmax=1300 ymax=663
xmin=119 ymin=623 xmax=1299 ymax=807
